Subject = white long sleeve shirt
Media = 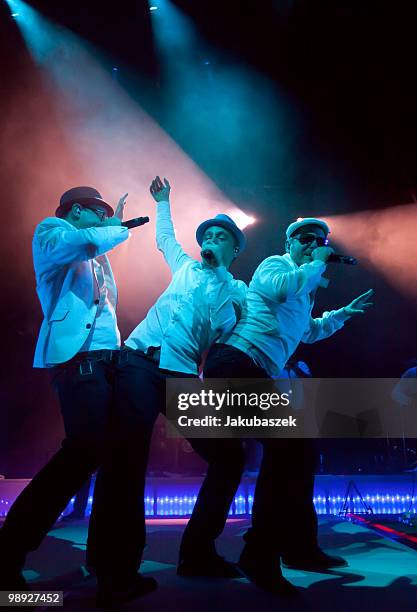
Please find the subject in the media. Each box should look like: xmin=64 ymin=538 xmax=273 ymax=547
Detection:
xmin=33 ymin=217 xmax=129 ymax=366
xmin=227 ymin=253 xmax=349 ymax=376
xmin=79 ymin=256 xmax=121 ymax=352
xmin=126 ymin=201 xmax=247 ymax=374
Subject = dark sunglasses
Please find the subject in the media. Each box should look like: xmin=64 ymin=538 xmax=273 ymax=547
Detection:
xmin=294 ymin=233 xmax=328 ymax=247
xmin=86 ymin=206 xmax=108 ymax=222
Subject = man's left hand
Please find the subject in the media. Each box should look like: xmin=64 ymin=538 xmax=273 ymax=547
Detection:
xmin=150 ymin=176 xmax=171 ymax=202
xmin=343 ymin=289 xmax=374 ymax=317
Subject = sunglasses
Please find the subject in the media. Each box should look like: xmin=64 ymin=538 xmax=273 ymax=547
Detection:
xmin=86 ymin=206 xmax=108 ymax=222
xmin=293 ymin=233 xmax=329 ymax=247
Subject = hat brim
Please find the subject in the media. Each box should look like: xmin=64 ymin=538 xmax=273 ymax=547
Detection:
xmin=196 ymin=218 xmax=246 ymax=252
xmin=56 ymin=197 xmax=114 ymax=218
xmin=286 ymin=218 xmax=329 ymax=239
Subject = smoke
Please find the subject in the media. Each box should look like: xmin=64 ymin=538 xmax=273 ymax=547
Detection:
xmin=325 ymin=204 xmax=417 ymax=298
xmin=4 ymin=3 xmax=249 ymax=332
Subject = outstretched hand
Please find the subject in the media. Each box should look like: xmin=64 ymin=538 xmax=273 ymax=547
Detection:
xmin=344 ymin=289 xmax=374 ymax=316
xmin=115 ymin=193 xmax=128 ymax=220
xmin=150 ymin=176 xmax=171 ymax=202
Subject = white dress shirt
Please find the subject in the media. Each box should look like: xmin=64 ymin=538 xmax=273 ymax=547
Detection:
xmin=33 ymin=217 xmax=129 ymax=367
xmin=126 ymin=201 xmax=247 ymax=375
xmin=79 ymin=256 xmax=121 ymax=352
xmin=227 ymin=253 xmax=349 ymax=376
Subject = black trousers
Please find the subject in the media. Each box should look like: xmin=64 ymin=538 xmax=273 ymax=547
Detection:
xmin=203 ymin=344 xmax=318 ymax=560
xmin=71 ymin=475 xmax=93 ymax=518
xmin=0 ymin=355 xmax=117 ymax=565
xmin=89 ymin=349 xmax=244 ymax=590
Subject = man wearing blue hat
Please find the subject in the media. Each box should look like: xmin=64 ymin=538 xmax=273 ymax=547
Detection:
xmin=202 ymin=217 xmax=373 ymax=596
xmin=89 ymin=177 xmax=248 ymax=603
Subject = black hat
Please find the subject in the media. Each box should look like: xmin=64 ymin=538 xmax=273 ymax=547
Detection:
xmin=55 ymin=186 xmax=114 ymax=218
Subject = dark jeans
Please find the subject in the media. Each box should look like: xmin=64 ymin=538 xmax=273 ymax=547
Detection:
xmin=0 ymin=353 xmax=117 ymax=565
xmin=203 ymin=344 xmax=318 ymax=560
xmin=89 ymin=349 xmax=244 ymax=589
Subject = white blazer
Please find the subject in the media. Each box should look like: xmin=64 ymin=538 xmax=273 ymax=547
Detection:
xmin=32 ymin=217 xmax=129 ymax=367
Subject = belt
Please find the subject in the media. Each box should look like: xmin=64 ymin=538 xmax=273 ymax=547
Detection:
xmin=54 ymin=349 xmax=119 ymax=370
xmin=122 ymin=346 xmax=161 ymax=364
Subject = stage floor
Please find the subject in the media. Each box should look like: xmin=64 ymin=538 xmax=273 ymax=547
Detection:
xmin=18 ymin=516 xmax=417 ymax=610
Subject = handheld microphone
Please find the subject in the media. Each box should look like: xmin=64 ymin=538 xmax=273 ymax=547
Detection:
xmin=122 ymin=216 xmax=150 ymax=229
xmin=201 ymin=249 xmax=215 ymax=263
xmin=327 ymin=253 xmax=358 ymax=265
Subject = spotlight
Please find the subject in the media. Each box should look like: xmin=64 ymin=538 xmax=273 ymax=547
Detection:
xmin=11 ymin=12 xmax=19 ymax=17
xmin=228 ymin=210 xmax=256 ymax=230
xmin=150 ymin=6 xmax=159 ymax=10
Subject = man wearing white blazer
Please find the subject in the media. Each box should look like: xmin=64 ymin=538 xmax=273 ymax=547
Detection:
xmin=0 ymin=187 xmax=158 ymax=599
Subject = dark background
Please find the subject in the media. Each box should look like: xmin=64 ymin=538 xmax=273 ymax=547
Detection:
xmin=0 ymin=0 xmax=416 ymax=476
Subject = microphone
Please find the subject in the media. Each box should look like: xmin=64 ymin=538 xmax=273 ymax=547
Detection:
xmin=201 ymin=249 xmax=216 ymax=263
xmin=327 ymin=253 xmax=358 ymax=265
xmin=121 ymin=216 xmax=150 ymax=229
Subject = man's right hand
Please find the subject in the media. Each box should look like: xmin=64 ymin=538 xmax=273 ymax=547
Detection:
xmin=311 ymin=246 xmax=334 ymax=263
xmin=150 ymin=176 xmax=171 ymax=202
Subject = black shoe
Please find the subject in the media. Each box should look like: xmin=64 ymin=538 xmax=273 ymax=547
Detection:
xmin=0 ymin=535 xmax=28 ymax=591
xmin=237 ymin=552 xmax=298 ymax=598
xmin=177 ymin=554 xmax=241 ymax=578
xmin=282 ymin=549 xmax=348 ymax=571
xmin=0 ymin=566 xmax=28 ymax=591
xmin=96 ymin=574 xmax=157 ymax=608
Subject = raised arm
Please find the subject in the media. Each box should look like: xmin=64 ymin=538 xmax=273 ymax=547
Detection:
xmin=150 ymin=176 xmax=192 ymax=273
xmin=33 ymin=218 xmax=129 ymax=266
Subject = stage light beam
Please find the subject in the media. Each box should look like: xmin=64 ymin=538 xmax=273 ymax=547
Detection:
xmin=325 ymin=204 xmax=417 ymax=298
xmin=228 ymin=211 xmax=256 ymax=230
xmin=4 ymin=0 xmax=253 ymax=332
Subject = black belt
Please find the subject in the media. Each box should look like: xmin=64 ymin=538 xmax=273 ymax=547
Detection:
xmin=54 ymin=349 xmax=119 ymax=370
xmin=121 ymin=345 xmax=160 ymax=364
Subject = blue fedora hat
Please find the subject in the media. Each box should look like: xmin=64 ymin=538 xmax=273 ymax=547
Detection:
xmin=196 ymin=214 xmax=247 ymax=252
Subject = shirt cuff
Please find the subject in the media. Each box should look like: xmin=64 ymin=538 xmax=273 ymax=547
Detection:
xmin=332 ymin=307 xmax=350 ymax=323
xmin=309 ymin=260 xmax=326 ymax=272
